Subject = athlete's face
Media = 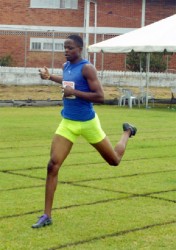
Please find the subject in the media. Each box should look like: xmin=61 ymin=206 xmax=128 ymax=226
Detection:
xmin=64 ymin=39 xmax=82 ymax=62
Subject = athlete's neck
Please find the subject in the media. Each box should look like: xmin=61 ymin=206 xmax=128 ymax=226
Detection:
xmin=69 ymin=57 xmax=83 ymax=64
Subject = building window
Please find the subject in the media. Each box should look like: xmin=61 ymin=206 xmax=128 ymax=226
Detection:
xmin=30 ymin=0 xmax=78 ymax=9
xmin=31 ymin=42 xmax=41 ymax=51
xmin=30 ymin=38 xmax=65 ymax=52
xmin=55 ymin=43 xmax=64 ymax=51
xmin=43 ymin=42 xmax=53 ymax=51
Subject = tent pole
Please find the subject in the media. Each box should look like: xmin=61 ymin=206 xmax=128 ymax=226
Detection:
xmin=93 ymin=1 xmax=97 ymax=67
xmin=139 ymin=53 xmax=143 ymax=88
xmin=146 ymin=53 xmax=150 ymax=108
xmin=101 ymin=51 xmax=104 ymax=80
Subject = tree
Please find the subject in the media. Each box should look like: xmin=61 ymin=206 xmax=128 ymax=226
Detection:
xmin=126 ymin=51 xmax=168 ymax=72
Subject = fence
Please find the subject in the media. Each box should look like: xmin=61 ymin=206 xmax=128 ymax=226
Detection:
xmin=0 ymin=67 xmax=176 ymax=87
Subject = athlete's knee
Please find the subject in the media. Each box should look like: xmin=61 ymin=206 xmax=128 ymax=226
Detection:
xmin=108 ymin=158 xmax=120 ymax=167
xmin=110 ymin=146 xmax=125 ymax=166
xmin=105 ymin=155 xmax=120 ymax=166
xmin=47 ymin=158 xmax=61 ymax=176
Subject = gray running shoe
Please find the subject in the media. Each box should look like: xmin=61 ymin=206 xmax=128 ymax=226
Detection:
xmin=32 ymin=214 xmax=52 ymax=228
xmin=123 ymin=123 xmax=137 ymax=137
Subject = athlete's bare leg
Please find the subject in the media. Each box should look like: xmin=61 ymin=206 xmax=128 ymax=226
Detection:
xmin=44 ymin=135 xmax=73 ymax=217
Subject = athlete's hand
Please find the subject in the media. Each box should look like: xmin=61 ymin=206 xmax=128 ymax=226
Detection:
xmin=62 ymin=86 xmax=75 ymax=98
xmin=39 ymin=66 xmax=50 ymax=80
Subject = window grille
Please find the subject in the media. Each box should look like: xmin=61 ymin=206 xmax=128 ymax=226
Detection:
xmin=31 ymin=42 xmax=41 ymax=50
xmin=43 ymin=42 xmax=53 ymax=51
xmin=55 ymin=43 xmax=64 ymax=51
xmin=30 ymin=0 xmax=78 ymax=9
xmin=30 ymin=38 xmax=65 ymax=52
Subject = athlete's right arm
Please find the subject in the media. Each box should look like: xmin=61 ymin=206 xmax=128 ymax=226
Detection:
xmin=39 ymin=66 xmax=63 ymax=84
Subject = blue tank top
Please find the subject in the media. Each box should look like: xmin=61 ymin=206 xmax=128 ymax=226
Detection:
xmin=61 ymin=59 xmax=95 ymax=121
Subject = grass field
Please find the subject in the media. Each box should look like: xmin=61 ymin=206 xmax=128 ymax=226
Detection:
xmin=0 ymin=105 xmax=176 ymax=250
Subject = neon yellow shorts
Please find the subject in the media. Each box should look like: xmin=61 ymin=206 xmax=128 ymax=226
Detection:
xmin=55 ymin=114 xmax=106 ymax=144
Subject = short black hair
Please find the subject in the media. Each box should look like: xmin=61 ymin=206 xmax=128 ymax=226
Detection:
xmin=67 ymin=34 xmax=83 ymax=48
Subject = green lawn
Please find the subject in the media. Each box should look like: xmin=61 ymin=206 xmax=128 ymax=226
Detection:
xmin=0 ymin=105 xmax=175 ymax=250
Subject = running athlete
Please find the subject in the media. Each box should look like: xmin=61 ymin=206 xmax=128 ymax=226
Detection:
xmin=32 ymin=34 xmax=137 ymax=228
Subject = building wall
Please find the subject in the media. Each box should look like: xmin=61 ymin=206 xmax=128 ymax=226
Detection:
xmin=95 ymin=0 xmax=142 ymax=28
xmin=1 ymin=1 xmax=175 ymax=27
xmin=0 ymin=0 xmax=176 ymax=70
xmin=0 ymin=0 xmax=84 ymax=26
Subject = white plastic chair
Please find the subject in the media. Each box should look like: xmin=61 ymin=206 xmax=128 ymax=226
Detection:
xmin=118 ymin=88 xmax=138 ymax=108
xmin=118 ymin=88 xmax=126 ymax=106
xmin=124 ymin=89 xmax=138 ymax=108
xmin=137 ymin=87 xmax=155 ymax=107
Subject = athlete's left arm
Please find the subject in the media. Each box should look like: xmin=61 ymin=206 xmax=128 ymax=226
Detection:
xmin=63 ymin=64 xmax=104 ymax=103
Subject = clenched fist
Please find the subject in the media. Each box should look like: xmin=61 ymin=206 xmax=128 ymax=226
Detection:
xmin=39 ymin=66 xmax=50 ymax=80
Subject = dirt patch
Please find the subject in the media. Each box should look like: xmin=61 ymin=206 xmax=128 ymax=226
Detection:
xmin=0 ymin=84 xmax=172 ymax=101
xmin=0 ymin=84 xmax=62 ymax=100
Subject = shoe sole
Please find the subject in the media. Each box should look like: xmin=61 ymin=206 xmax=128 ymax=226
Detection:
xmin=32 ymin=221 xmax=52 ymax=228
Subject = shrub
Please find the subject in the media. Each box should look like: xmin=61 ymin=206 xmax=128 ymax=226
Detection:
xmin=0 ymin=55 xmax=13 ymax=66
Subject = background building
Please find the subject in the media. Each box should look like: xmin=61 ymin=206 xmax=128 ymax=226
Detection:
xmin=0 ymin=0 xmax=176 ymax=70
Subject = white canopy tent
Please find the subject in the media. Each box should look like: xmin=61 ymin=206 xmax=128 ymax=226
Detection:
xmin=88 ymin=14 xmax=176 ymax=107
